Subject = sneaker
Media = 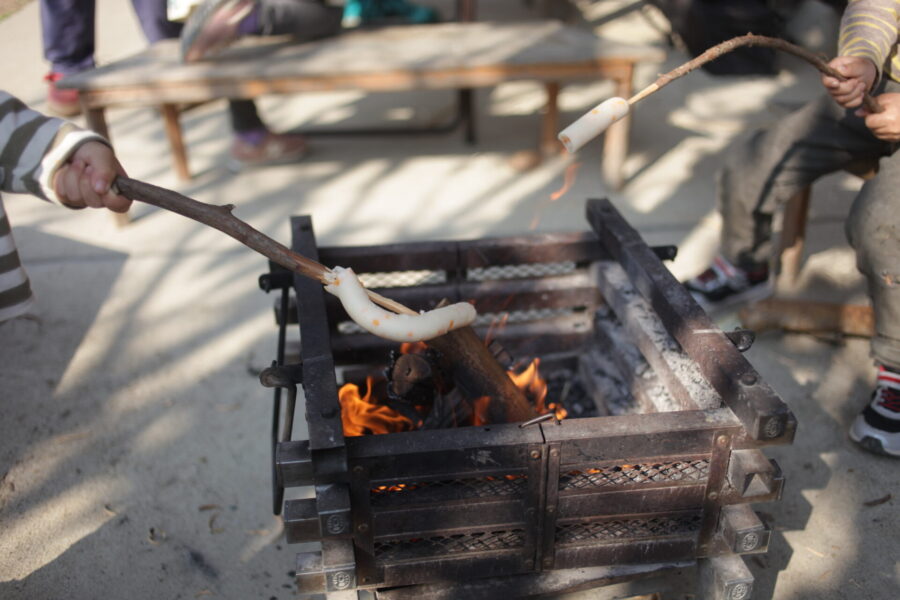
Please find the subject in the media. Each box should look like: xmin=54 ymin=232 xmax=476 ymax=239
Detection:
xmin=849 ymin=366 xmax=900 ymax=457
xmin=227 ymin=131 xmax=308 ymax=171
xmin=181 ymin=0 xmax=257 ymax=62
xmin=44 ymin=72 xmax=81 ymax=117
xmin=684 ymin=255 xmax=771 ymax=312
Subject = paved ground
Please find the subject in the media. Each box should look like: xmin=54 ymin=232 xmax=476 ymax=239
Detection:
xmin=0 ymin=1 xmax=897 ymax=599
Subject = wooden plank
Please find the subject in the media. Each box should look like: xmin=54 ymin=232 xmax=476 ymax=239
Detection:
xmin=58 ymin=22 xmax=664 ymax=92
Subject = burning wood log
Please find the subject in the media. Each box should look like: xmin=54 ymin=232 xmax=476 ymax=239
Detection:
xmin=560 ymin=33 xmax=884 ymax=153
xmin=426 ymin=301 xmax=536 ymax=423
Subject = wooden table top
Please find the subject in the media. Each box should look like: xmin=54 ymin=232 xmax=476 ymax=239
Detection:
xmin=59 ymin=21 xmax=665 ymax=100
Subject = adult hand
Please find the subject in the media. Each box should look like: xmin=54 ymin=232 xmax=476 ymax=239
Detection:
xmin=53 ymin=141 xmax=131 ymax=213
xmin=822 ymin=56 xmax=877 ymax=108
xmin=859 ymin=93 xmax=900 ymax=142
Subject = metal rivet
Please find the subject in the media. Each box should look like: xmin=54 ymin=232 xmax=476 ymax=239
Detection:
xmin=740 ymin=532 xmax=760 ymax=552
xmin=708 ymin=491 xmax=719 ymax=500
xmin=357 ymin=523 xmax=369 ymax=533
xmin=550 ymin=449 xmax=559 ymax=457
xmin=741 ymin=372 xmax=758 ymax=386
xmin=730 ymin=582 xmax=751 ymax=600
xmin=530 ymin=450 xmax=541 ymax=459
xmin=763 ymin=417 xmax=784 ymax=439
xmin=547 ymin=506 xmax=555 ymax=514
xmin=717 ymin=435 xmax=729 ymax=446
xmin=543 ymin=557 xmax=553 ymax=567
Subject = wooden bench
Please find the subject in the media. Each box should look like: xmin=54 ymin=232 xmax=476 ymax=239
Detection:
xmin=59 ymin=20 xmax=664 ymax=188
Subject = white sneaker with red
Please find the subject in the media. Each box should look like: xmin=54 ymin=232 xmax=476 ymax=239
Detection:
xmin=850 ymin=366 xmax=900 ymax=457
xmin=684 ymin=254 xmax=771 ymax=312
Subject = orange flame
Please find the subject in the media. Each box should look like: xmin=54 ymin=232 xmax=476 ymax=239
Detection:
xmin=400 ymin=341 xmax=427 ymax=355
xmin=339 ymin=376 xmax=414 ymax=436
xmin=508 ymin=358 xmax=568 ymax=420
xmin=484 ymin=312 xmax=510 ymax=347
xmin=550 ymin=162 xmax=582 ymax=201
xmin=472 ymin=396 xmax=491 ymax=427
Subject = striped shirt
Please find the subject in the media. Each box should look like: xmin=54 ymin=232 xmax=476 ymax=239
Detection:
xmin=0 ymin=91 xmax=103 ymax=322
xmin=839 ymin=0 xmax=900 ymax=83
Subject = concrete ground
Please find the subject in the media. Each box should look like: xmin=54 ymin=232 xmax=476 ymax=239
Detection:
xmin=0 ymin=1 xmax=897 ymax=599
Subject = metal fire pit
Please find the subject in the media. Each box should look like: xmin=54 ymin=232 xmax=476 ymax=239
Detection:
xmin=257 ymin=198 xmax=795 ymax=600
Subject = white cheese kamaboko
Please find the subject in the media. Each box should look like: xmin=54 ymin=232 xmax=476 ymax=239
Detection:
xmin=558 ymin=97 xmax=630 ymax=154
xmin=325 ymin=266 xmax=477 ymax=342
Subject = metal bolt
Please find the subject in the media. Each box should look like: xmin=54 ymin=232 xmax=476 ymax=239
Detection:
xmin=740 ymin=532 xmax=760 ymax=552
xmin=741 ymin=372 xmax=758 ymax=386
xmin=717 ymin=434 xmax=729 ymax=446
xmin=357 ymin=523 xmax=369 ymax=533
xmin=550 ymin=448 xmax=559 ymax=457
xmin=530 ymin=450 xmax=541 ymax=459
xmin=708 ymin=491 xmax=719 ymax=500
xmin=730 ymin=582 xmax=751 ymax=600
xmin=763 ymin=417 xmax=784 ymax=439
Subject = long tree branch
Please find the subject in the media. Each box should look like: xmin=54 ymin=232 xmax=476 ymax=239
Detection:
xmin=629 ymin=33 xmax=883 ymax=114
xmin=113 ymin=176 xmax=416 ymax=316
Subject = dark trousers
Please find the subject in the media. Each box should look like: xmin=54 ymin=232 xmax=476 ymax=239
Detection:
xmin=40 ymin=0 xmax=342 ymax=133
xmin=718 ymin=78 xmax=900 ymax=368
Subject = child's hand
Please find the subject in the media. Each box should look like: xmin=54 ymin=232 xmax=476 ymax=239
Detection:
xmin=53 ymin=141 xmax=131 ymax=213
xmin=857 ymin=93 xmax=900 ymax=142
xmin=822 ymin=56 xmax=877 ymax=108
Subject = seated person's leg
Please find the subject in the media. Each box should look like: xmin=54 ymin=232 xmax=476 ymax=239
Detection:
xmin=227 ymin=99 xmax=307 ymax=171
xmin=686 ymin=91 xmax=890 ymax=311
xmin=846 ymin=151 xmax=900 ymax=457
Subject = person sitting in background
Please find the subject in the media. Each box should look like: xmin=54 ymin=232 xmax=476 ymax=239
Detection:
xmin=0 ymin=90 xmax=130 ymax=323
xmin=684 ymin=0 xmax=900 ymax=457
xmin=39 ymin=0 xmax=316 ymax=170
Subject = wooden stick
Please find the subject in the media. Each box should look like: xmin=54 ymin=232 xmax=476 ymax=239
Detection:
xmin=628 ymin=33 xmax=883 ymax=114
xmin=113 ymin=176 xmax=414 ymax=316
xmin=739 ymin=298 xmax=874 ymax=337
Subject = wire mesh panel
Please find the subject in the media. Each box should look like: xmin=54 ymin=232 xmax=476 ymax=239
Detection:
xmin=370 ymin=475 xmax=528 ymax=507
xmin=556 ymin=514 xmax=703 ymax=546
xmin=559 ymin=459 xmax=711 ymax=491
xmin=468 ymin=261 xmax=578 ymax=281
xmin=375 ymin=529 xmax=527 ymax=561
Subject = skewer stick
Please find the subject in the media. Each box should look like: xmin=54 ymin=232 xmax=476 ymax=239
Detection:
xmin=113 ymin=176 xmax=424 ymax=320
xmin=559 ymin=33 xmax=883 ymax=154
xmin=627 ymin=33 xmax=882 ymax=113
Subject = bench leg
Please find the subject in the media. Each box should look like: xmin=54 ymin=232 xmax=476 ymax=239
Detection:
xmin=160 ymin=104 xmax=191 ymax=181
xmin=458 ymin=89 xmax=476 ymax=145
xmin=602 ymin=62 xmax=635 ymax=190
xmin=541 ymin=81 xmax=561 ymax=157
xmin=83 ymin=104 xmax=132 ymax=228
xmin=777 ymin=185 xmax=811 ymax=287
